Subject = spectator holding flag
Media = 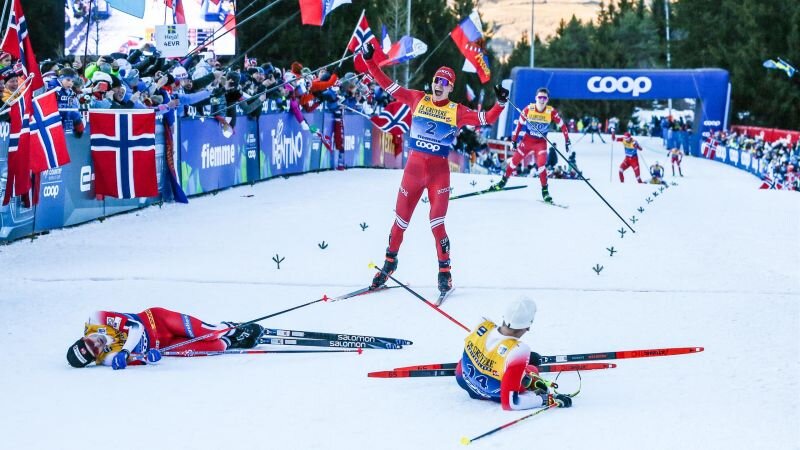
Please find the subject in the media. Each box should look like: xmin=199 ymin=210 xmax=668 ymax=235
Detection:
xmin=358 ymin=43 xmax=508 ymax=304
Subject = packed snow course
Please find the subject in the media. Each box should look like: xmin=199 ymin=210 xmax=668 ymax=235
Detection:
xmin=1 ymin=135 xmax=797 ymax=450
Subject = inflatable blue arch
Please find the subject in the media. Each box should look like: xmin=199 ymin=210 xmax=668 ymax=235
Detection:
xmin=505 ymin=68 xmax=731 ymax=155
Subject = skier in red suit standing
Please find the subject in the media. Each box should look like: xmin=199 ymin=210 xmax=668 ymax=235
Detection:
xmin=358 ymin=44 xmax=508 ymax=303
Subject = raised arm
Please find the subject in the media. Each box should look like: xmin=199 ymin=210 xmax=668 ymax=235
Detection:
xmin=356 ymin=52 xmax=422 ymax=107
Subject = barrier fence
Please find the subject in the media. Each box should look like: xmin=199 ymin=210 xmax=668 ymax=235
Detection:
xmin=0 ymin=110 xmax=470 ymax=243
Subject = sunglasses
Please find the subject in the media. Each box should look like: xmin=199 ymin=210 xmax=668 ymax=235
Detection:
xmin=433 ymin=77 xmax=450 ymax=87
xmin=536 ymin=95 xmax=548 ymax=101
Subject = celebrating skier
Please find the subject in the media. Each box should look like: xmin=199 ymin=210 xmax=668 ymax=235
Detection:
xmin=358 ymin=44 xmax=508 ymax=303
xmin=66 ymin=307 xmax=265 ymax=369
xmin=615 ymin=132 xmax=644 ymax=183
xmin=455 ymin=297 xmax=572 ymax=410
xmin=494 ymin=87 xmax=571 ymax=203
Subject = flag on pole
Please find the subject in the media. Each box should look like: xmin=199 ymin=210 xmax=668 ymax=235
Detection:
xmin=2 ymin=96 xmax=32 ymax=206
xmin=29 ymin=90 xmax=70 ymax=172
xmin=347 ymin=10 xmax=379 ymax=52
xmin=762 ymin=57 xmax=796 ymax=78
xmin=450 ymin=11 xmax=491 ymax=84
xmin=380 ymin=35 xmax=427 ymax=67
xmin=1 ymin=0 xmax=44 ymax=92
xmin=370 ymin=101 xmax=411 ymax=136
xmin=90 ymin=110 xmax=159 ymax=199
xmin=300 ymin=0 xmax=351 ymax=26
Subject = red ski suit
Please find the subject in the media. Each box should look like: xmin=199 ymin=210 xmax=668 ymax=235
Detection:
xmin=363 ymin=56 xmax=505 ymax=264
xmin=508 ymin=104 xmax=569 ymax=187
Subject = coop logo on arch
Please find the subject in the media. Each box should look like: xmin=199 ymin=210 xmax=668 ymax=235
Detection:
xmin=587 ymin=76 xmax=652 ymax=97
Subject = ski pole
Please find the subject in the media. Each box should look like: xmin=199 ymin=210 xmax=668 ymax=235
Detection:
xmin=368 ymin=263 xmax=470 ymax=332
xmin=158 ymin=295 xmax=332 ymax=352
xmin=131 ymin=348 xmax=362 ymax=360
xmin=460 ymin=372 xmax=582 ymax=445
xmin=507 ymin=99 xmax=636 ymax=233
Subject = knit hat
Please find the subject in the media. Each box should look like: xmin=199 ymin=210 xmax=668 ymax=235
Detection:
xmin=66 ymin=338 xmax=95 ymax=368
xmin=433 ymin=66 xmax=456 ymax=85
xmin=502 ymin=297 xmax=537 ymax=330
xmin=291 ymin=62 xmax=303 ymax=76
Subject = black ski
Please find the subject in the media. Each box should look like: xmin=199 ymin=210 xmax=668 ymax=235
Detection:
xmin=258 ymin=337 xmax=403 ymax=350
xmin=262 ymin=327 xmax=412 ymax=346
xmin=450 ymin=185 xmax=527 ymax=200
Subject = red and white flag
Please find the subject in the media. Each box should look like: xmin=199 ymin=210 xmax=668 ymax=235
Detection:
xmin=29 ymin=90 xmax=70 ymax=172
xmin=346 ymin=10 xmax=382 ymax=57
xmin=90 ymin=110 xmax=159 ymax=199
xmin=371 ymin=101 xmax=411 ymax=136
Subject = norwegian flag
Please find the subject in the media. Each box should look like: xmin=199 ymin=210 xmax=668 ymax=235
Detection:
xmin=759 ymin=175 xmax=784 ymax=190
xmin=1 ymin=0 xmax=43 ymax=92
xmin=371 ymin=101 xmax=411 ymax=136
xmin=90 ymin=110 xmax=159 ymax=199
xmin=29 ymin=90 xmax=70 ymax=172
xmin=347 ymin=10 xmax=380 ymax=53
xmin=701 ymin=138 xmax=718 ymax=159
xmin=2 ymin=96 xmax=32 ymax=206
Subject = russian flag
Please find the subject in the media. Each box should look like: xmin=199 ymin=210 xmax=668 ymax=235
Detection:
xmin=450 ymin=11 xmax=491 ymax=83
xmin=300 ymin=0 xmax=351 ymax=26
xmin=380 ymin=35 xmax=427 ymax=67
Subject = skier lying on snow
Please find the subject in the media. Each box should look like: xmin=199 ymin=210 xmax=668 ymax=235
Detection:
xmin=66 ymin=308 xmax=265 ymax=369
xmin=456 ymin=297 xmax=572 ymax=410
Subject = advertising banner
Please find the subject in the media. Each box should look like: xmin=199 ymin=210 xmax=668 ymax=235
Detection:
xmin=180 ymin=116 xmax=250 ymax=195
xmin=509 ymin=68 xmax=730 ymax=155
xmin=259 ymin=113 xmax=313 ymax=179
xmin=370 ymin=126 xmax=403 ymax=169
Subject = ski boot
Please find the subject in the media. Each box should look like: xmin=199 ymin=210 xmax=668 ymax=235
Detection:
xmin=541 ymin=185 xmax=553 ymax=203
xmin=222 ymin=323 xmax=265 ymax=349
xmin=436 ymin=263 xmax=454 ymax=305
xmin=490 ymin=175 xmax=508 ymax=191
xmin=370 ymin=250 xmax=398 ymax=290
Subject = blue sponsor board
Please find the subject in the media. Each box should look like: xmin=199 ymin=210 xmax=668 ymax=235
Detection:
xmin=179 ymin=117 xmax=248 ymax=195
xmin=509 ymin=68 xmax=730 ymax=155
xmin=259 ymin=113 xmax=313 ymax=178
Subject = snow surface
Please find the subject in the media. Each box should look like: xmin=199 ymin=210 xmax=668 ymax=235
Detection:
xmin=1 ymin=135 xmax=798 ymax=450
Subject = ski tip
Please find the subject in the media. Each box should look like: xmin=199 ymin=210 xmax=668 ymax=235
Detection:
xmin=693 ymin=347 xmax=704 ymax=353
xmin=404 ymin=340 xmax=414 ymax=345
xmin=609 ymin=363 xmax=617 ymax=368
xmin=367 ymin=370 xmax=395 ymax=378
xmin=357 ymin=348 xmax=364 ymax=355
xmin=460 ymin=436 xmax=471 ymax=446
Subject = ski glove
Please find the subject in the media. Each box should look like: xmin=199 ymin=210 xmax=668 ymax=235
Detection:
xmin=529 ymin=351 xmax=542 ymax=367
xmin=146 ymin=349 xmax=162 ymax=363
xmin=494 ymin=84 xmax=509 ymax=104
xmin=362 ymin=43 xmax=376 ymax=61
xmin=112 ymin=350 xmax=130 ymax=370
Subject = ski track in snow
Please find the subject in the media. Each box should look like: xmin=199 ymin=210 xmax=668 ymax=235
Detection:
xmin=1 ymin=134 xmax=798 ymax=450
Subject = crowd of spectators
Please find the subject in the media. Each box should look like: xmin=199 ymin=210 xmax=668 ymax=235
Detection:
xmin=712 ymin=129 xmax=799 ymax=190
xmin=0 ymin=45 xmax=396 ymax=136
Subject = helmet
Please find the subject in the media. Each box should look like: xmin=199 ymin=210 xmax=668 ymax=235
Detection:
xmin=623 ymin=132 xmax=631 ymax=139
xmin=66 ymin=338 xmax=95 ymax=368
xmin=502 ymin=297 xmax=537 ymax=330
